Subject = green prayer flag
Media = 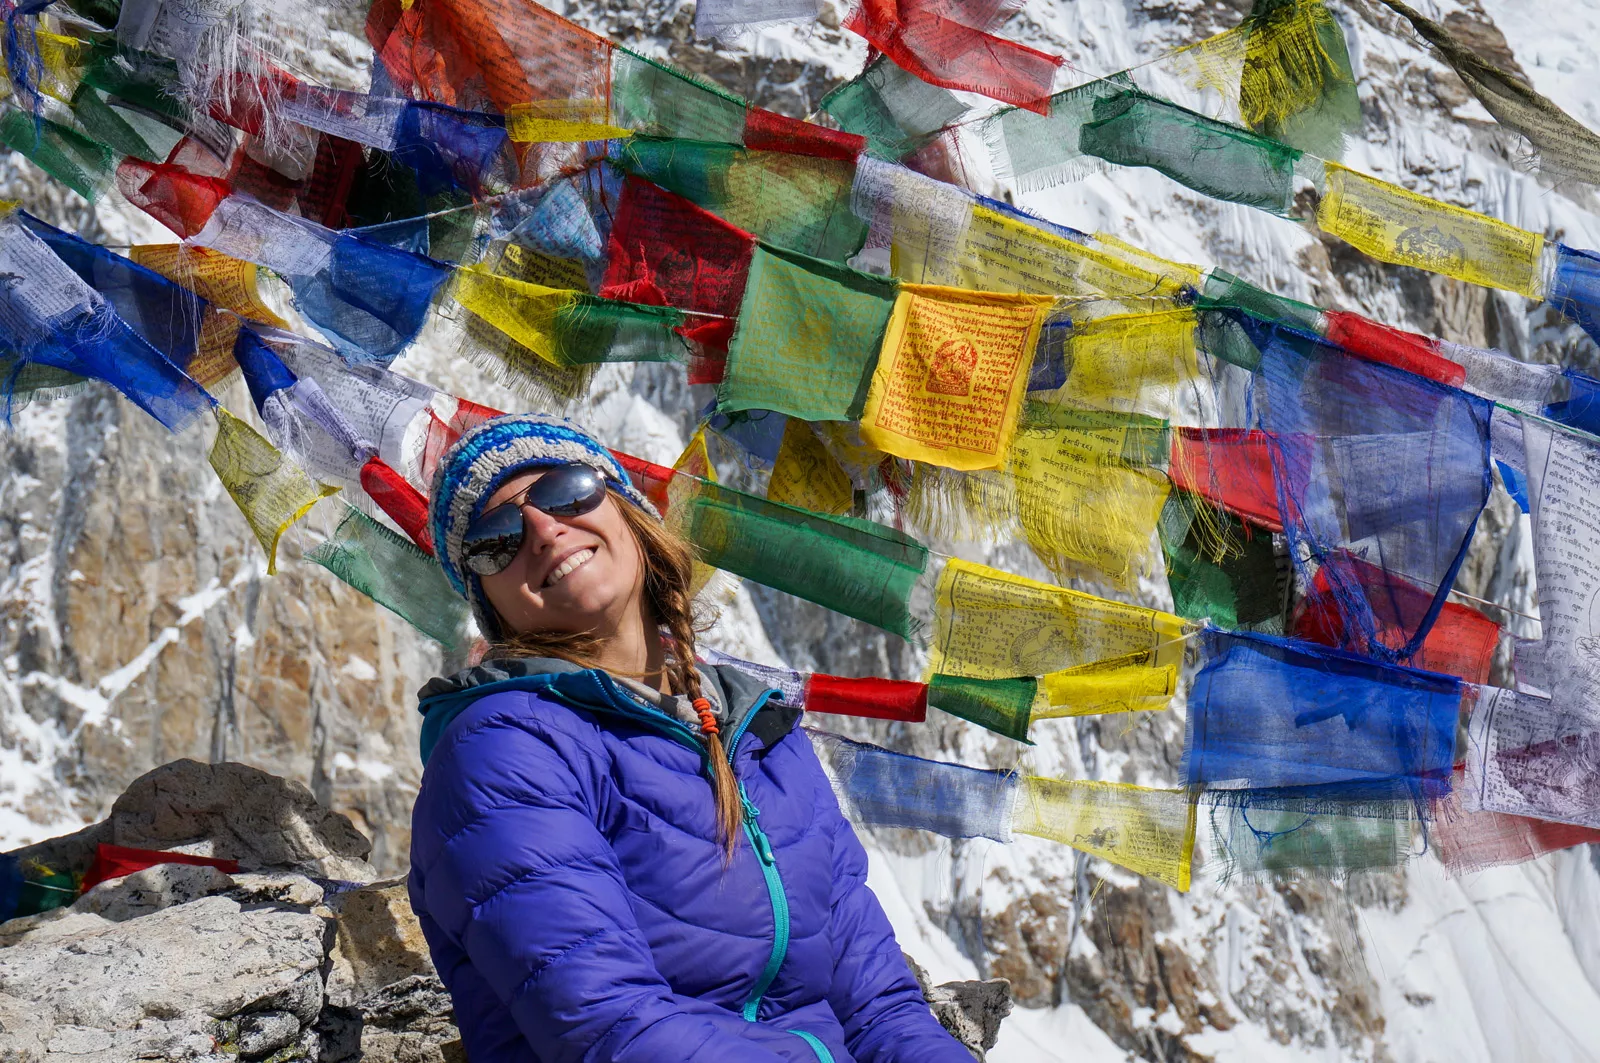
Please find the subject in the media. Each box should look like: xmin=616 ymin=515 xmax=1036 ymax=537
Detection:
xmin=1079 ymin=91 xmax=1301 ymax=215
xmin=986 ymin=75 xmax=1133 ymax=191
xmin=928 ymin=672 xmax=1037 ymax=743
xmin=683 ymin=480 xmax=929 ymax=637
xmin=308 ymin=505 xmax=471 ymax=648
xmin=553 ymin=297 xmax=688 ymax=365
xmin=1212 ymin=799 xmax=1411 ymax=877
xmin=611 ymin=48 xmax=748 ymax=145
xmin=70 ymin=84 xmax=177 ymax=164
xmin=719 ymin=244 xmax=897 ymax=421
xmin=819 ymin=56 xmax=968 ymax=160
xmin=1196 ymin=269 xmax=1325 ymax=370
xmin=1158 ymin=490 xmax=1287 ymax=632
xmin=619 ymin=136 xmax=868 ymax=262
xmin=0 ymin=112 xmax=116 ymax=201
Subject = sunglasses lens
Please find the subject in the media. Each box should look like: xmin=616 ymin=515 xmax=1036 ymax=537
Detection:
xmin=459 ymin=466 xmax=610 ymax=578
xmin=462 ymin=503 xmax=526 ymax=577
xmin=525 ymin=465 xmax=608 ymax=517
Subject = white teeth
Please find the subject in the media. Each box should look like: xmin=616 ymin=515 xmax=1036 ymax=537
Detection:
xmin=544 ymin=549 xmax=594 ymax=588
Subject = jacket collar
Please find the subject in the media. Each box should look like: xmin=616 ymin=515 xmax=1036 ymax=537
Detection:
xmin=416 ymin=656 xmax=800 ymax=764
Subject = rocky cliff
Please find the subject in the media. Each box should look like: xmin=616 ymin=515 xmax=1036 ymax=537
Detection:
xmin=5 ymin=0 xmax=1600 ymax=1060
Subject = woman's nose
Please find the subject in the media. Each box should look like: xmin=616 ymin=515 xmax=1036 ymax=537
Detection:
xmin=519 ymin=504 xmax=569 ymax=550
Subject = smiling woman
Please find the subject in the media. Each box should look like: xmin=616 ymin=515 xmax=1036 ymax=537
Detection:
xmin=408 ymin=413 xmax=971 ymax=1063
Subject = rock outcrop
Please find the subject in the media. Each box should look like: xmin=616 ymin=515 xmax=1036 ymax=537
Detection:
xmin=0 ymin=760 xmax=1007 ymax=1061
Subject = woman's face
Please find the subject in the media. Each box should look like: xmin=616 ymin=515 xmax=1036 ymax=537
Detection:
xmin=477 ymin=469 xmax=646 ymax=637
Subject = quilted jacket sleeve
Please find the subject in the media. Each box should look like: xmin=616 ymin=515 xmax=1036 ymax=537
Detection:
xmin=411 ymin=696 xmax=792 ymax=1063
xmin=813 ymin=743 xmax=973 ymax=1063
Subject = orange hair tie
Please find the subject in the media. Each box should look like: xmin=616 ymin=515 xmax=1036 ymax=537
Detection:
xmin=692 ymin=696 xmax=719 ymax=736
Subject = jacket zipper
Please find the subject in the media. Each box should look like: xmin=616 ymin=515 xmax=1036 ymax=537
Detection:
xmin=738 ymin=782 xmax=790 ymax=1023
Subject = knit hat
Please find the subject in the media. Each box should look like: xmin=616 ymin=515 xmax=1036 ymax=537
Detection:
xmin=429 ymin=414 xmax=660 ymax=637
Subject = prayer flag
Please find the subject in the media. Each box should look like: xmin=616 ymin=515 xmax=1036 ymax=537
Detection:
xmin=843 ymin=0 xmax=1062 ymax=114
xmin=805 ymin=674 xmax=928 ymax=722
xmin=308 ymin=503 xmax=470 ymax=647
xmin=678 ymin=478 xmax=929 ymax=637
xmin=454 ymin=264 xmax=686 ymax=367
xmin=1185 ymin=629 xmax=1460 ymax=801
xmin=767 ymin=418 xmax=856 ymax=515
xmin=1316 ymin=162 xmax=1545 ymax=298
xmin=1012 ymin=777 xmax=1196 ymax=891
xmin=1080 ymin=90 xmax=1301 ymax=215
xmin=1463 ymin=687 xmax=1600 ymax=830
xmin=719 ymin=244 xmax=897 ymax=422
xmin=858 ymin=285 xmax=1050 ymax=470
xmin=1006 ymin=404 xmax=1172 ymax=588
xmin=208 ymin=407 xmax=338 ymax=575
xmin=619 ymin=137 xmax=868 ymax=262
xmin=810 ymin=729 xmax=1016 ymax=841
xmin=600 ymin=175 xmax=757 ymax=369
xmin=0 ymin=111 xmax=114 ymax=201
xmin=1208 ymin=794 xmax=1411 ymax=878
xmin=927 ymin=557 xmax=1186 ymax=680
xmin=819 ymin=56 xmax=968 ymax=161
xmin=1254 ymin=323 xmax=1492 ymax=662
xmin=611 ymin=47 xmax=748 ymax=144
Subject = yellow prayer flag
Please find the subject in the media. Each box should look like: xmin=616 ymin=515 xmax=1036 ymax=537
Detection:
xmin=209 ymin=408 xmax=338 ymax=575
xmin=452 ymin=265 xmax=579 ymax=367
xmin=954 ymin=207 xmax=1193 ymax=303
xmin=1317 ymin=162 xmax=1545 ymax=297
xmin=671 ymin=429 xmax=719 ymax=596
xmin=1008 ymin=419 xmax=1172 ymax=589
xmin=1013 ymin=777 xmax=1197 ymax=891
xmin=1089 ymin=233 xmax=1205 ymax=293
xmin=927 ymin=557 xmax=1187 ymax=680
xmin=493 ymin=241 xmax=591 ymax=292
xmin=130 ymin=244 xmax=289 ymax=328
xmin=768 ymin=418 xmax=854 ymax=516
xmin=1048 ymin=311 xmax=1199 ymax=417
xmin=858 ymin=285 xmax=1051 ymax=471
xmin=131 ymin=244 xmax=288 ymax=390
xmin=1034 ymin=652 xmax=1180 ymax=718
xmin=506 ymin=99 xmax=632 ymax=142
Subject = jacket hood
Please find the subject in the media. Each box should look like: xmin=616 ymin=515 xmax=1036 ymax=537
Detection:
xmin=416 ymin=656 xmax=799 ymax=764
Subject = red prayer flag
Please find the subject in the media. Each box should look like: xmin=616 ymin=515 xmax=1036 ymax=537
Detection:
xmin=743 ymin=108 xmax=867 ymax=161
xmin=805 ymin=674 xmax=929 ymax=722
xmin=612 ymin=449 xmax=677 ymax=514
xmin=1170 ymin=428 xmax=1284 ymax=531
xmin=362 ymin=457 xmax=435 ymax=554
xmin=1432 ymin=777 xmax=1600 ymax=875
xmin=116 ymin=159 xmax=231 ymax=238
xmin=81 ymin=843 xmax=240 ymax=892
xmin=1293 ymin=555 xmax=1501 ymax=684
xmin=844 ymin=0 xmax=1061 ymax=114
xmin=1324 ymin=311 xmax=1467 ymax=389
xmin=599 ymin=176 xmax=758 ymax=379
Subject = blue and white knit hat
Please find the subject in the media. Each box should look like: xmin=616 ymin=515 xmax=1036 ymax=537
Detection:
xmin=429 ymin=414 xmax=660 ymax=635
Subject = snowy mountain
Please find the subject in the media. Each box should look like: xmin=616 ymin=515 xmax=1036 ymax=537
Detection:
xmin=5 ymin=0 xmax=1600 ymax=1059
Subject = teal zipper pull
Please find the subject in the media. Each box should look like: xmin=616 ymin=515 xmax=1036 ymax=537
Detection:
xmin=739 ymin=783 xmax=761 ymax=821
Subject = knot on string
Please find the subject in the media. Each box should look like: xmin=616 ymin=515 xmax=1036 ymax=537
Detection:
xmin=692 ymin=696 xmax=718 ymax=736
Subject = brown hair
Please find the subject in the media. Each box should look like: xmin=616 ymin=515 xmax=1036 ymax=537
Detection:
xmin=486 ymin=489 xmax=743 ymax=858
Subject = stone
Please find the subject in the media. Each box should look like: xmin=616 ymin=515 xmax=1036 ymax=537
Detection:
xmin=6 ymin=761 xmax=378 ymax=887
xmin=903 ymin=953 xmax=1014 ymax=1061
xmin=324 ymin=879 xmax=436 ymax=1009
xmin=72 ymin=863 xmax=237 ymax=922
xmin=0 ymin=895 xmax=327 ymax=1063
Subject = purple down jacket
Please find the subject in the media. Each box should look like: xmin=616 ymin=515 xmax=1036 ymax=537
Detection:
xmin=408 ymin=657 xmax=971 ymax=1063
